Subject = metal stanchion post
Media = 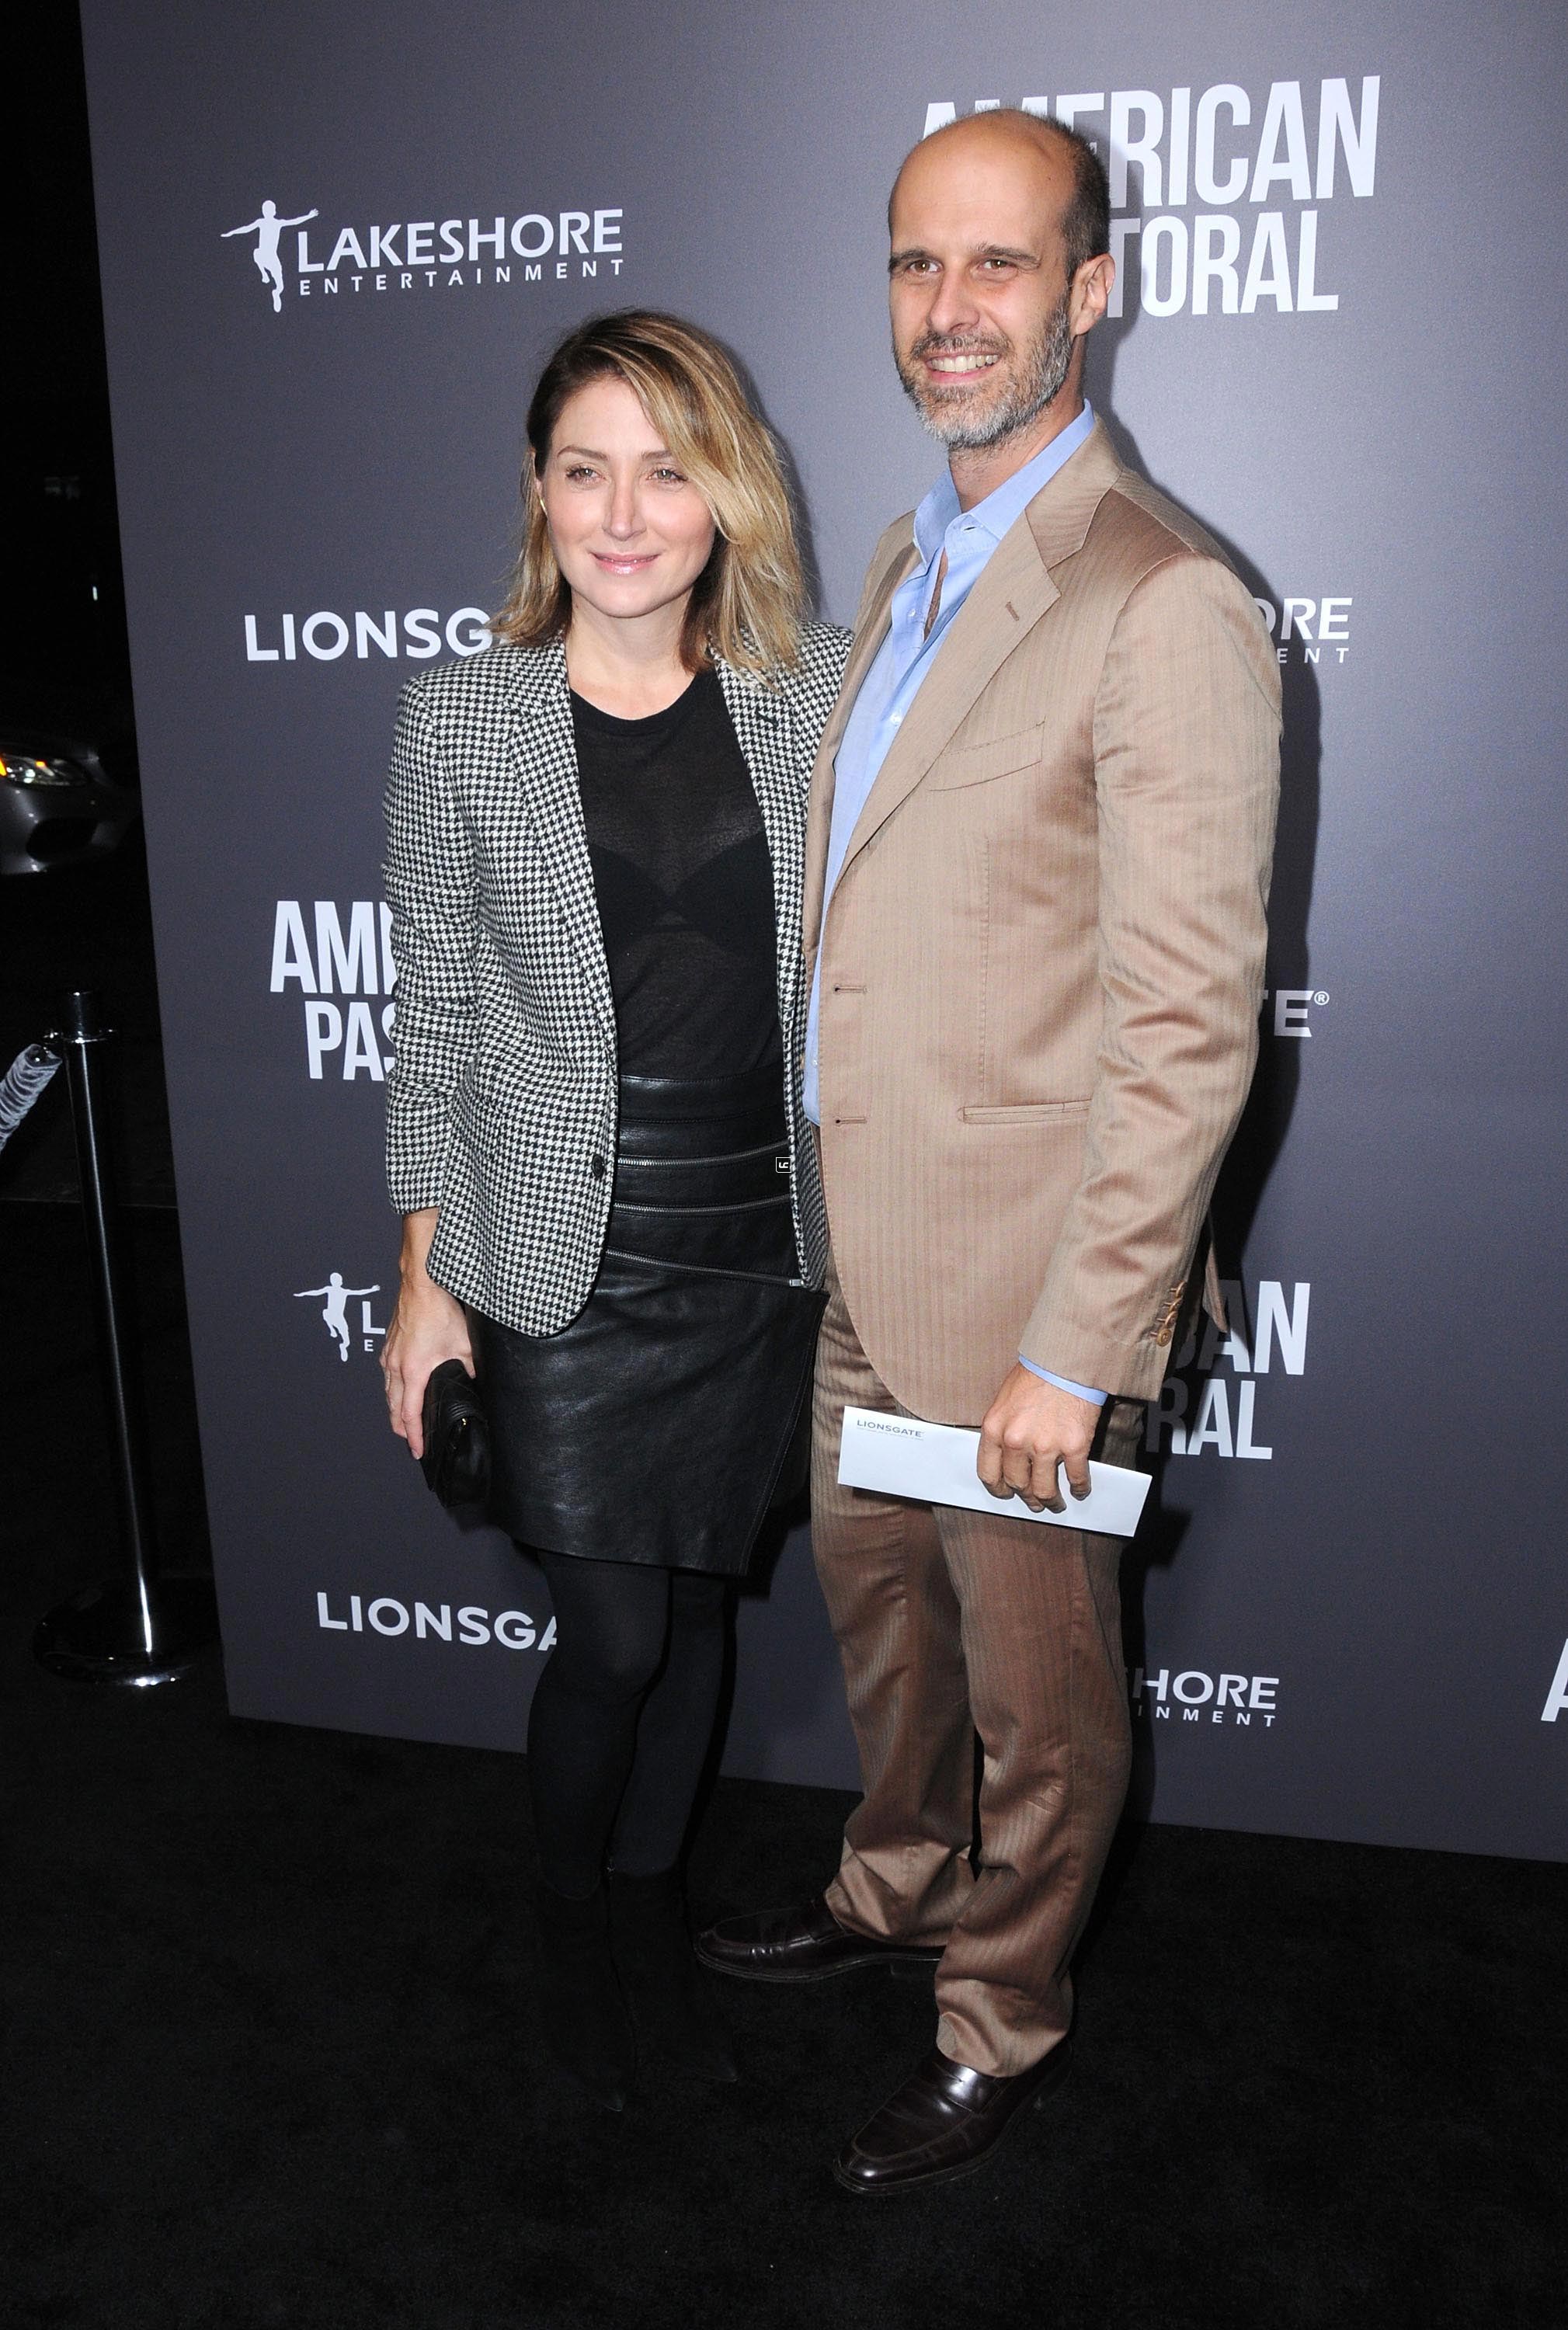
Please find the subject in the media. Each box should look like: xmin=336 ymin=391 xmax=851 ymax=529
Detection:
xmin=33 ymin=988 xmax=217 ymax=1685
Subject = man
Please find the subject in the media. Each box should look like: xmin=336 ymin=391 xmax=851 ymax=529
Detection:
xmin=699 ymin=110 xmax=1280 ymax=2190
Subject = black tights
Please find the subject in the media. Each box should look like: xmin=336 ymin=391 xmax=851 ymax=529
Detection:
xmin=526 ymin=1551 xmax=729 ymax=1898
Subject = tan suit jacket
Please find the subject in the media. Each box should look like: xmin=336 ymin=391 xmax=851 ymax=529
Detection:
xmin=806 ymin=419 xmax=1281 ymax=1422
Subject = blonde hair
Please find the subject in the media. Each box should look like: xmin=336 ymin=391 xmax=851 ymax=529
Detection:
xmin=493 ymin=311 xmax=806 ymax=675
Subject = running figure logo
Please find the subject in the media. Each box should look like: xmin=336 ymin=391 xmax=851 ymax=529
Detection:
xmin=294 ymin=1272 xmax=382 ymax=1361
xmin=221 ymin=200 xmax=318 ymax=312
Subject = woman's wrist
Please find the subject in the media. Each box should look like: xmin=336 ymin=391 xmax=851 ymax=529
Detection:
xmin=398 ymin=1206 xmax=440 ymax=1290
xmin=399 ymin=1268 xmax=458 ymax=1313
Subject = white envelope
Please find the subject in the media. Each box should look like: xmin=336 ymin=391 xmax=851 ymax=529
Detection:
xmin=837 ymin=1405 xmax=1151 ymax=1538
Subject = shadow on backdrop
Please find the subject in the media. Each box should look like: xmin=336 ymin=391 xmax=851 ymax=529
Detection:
xmin=1085 ymin=304 xmax=1322 ymax=1845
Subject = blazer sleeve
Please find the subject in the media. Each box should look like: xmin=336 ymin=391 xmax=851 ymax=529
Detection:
xmin=1019 ymin=551 xmax=1281 ymax=1400
xmin=382 ymin=676 xmax=478 ymax=1213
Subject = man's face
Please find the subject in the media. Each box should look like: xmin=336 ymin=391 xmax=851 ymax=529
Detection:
xmin=888 ymin=127 xmax=1080 ymax=454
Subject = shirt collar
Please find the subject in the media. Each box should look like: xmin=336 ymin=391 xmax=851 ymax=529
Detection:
xmin=911 ymin=401 xmax=1096 ymax=567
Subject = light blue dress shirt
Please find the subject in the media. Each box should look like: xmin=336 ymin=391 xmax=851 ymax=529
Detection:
xmin=805 ymin=402 xmax=1106 ymax=1407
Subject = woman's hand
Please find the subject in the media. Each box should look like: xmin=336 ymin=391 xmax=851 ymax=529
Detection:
xmin=381 ymin=1208 xmax=473 ymax=1459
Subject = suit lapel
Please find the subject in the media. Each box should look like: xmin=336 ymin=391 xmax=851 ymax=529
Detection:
xmin=835 ymin=419 xmax=1125 ymax=878
xmin=499 ymin=639 xmax=616 ymax=1048
xmin=716 ymin=657 xmax=791 ymax=861
xmin=716 ymin=657 xmax=804 ymax=1057
xmin=803 ymin=534 xmax=919 ymax=961
xmin=1023 ymin=415 xmax=1124 ymax=572
xmin=837 ymin=523 xmax=1059 ymax=872
xmin=815 ymin=536 xmax=919 ymax=781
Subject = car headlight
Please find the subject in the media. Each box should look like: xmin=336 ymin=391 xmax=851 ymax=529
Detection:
xmin=0 ymin=749 xmax=85 ymax=787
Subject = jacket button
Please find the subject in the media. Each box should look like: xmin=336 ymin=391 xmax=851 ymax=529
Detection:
xmin=1153 ymin=1327 xmax=1173 ymax=1347
xmin=590 ymin=1154 xmax=607 ymax=1180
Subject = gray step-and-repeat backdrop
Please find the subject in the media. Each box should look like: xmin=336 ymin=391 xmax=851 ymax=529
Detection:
xmin=79 ymin=0 xmax=1567 ymax=1859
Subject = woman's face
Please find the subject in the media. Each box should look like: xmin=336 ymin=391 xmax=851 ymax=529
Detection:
xmin=537 ymin=377 xmax=717 ymax=631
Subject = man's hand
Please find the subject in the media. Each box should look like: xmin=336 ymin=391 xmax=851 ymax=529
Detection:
xmin=976 ymin=1365 xmax=1100 ymax=1514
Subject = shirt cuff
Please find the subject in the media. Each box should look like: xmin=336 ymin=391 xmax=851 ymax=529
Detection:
xmin=1017 ymin=1356 xmax=1107 ymax=1406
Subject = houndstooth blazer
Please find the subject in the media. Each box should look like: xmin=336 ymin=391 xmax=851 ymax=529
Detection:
xmin=384 ymin=624 xmax=850 ymax=1336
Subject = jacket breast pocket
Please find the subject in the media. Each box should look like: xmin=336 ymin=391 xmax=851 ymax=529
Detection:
xmin=927 ymin=725 xmax=1042 ymax=791
xmin=959 ymin=1100 xmax=1090 ymax=1125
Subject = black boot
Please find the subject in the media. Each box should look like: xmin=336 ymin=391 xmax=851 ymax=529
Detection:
xmin=609 ymin=1869 xmax=738 ymax=2084
xmin=535 ymin=1880 xmax=636 ymax=2112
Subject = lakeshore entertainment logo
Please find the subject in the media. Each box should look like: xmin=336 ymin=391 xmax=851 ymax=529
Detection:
xmin=293 ymin=1271 xmax=387 ymax=1360
xmin=315 ymin=1591 xmax=555 ymax=1654
xmin=221 ymin=198 xmax=626 ymax=311
xmin=1253 ymin=595 xmax=1352 ymax=666
xmin=1129 ymin=1664 xmax=1279 ymax=1727
xmin=271 ymin=901 xmax=395 ymax=1080
xmin=923 ymin=77 xmax=1379 ymax=318
xmin=1146 ymin=1277 xmax=1310 ymax=1460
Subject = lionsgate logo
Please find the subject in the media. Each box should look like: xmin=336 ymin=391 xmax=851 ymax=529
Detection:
xmin=1129 ymin=1665 xmax=1280 ymax=1728
xmin=315 ymin=1592 xmax=555 ymax=1654
xmin=923 ymin=76 xmax=1379 ymax=319
xmin=243 ymin=605 xmax=491 ymax=666
xmin=221 ymin=198 xmax=626 ymax=312
xmin=270 ymin=900 xmax=396 ymax=1080
xmin=1146 ymin=1277 xmax=1311 ymax=1461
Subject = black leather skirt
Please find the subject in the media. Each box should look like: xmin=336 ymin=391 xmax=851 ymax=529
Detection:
xmin=471 ymin=1062 xmax=826 ymax=1575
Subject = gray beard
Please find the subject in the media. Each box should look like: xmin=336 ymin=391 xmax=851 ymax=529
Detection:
xmin=897 ymin=294 xmax=1075 ymax=453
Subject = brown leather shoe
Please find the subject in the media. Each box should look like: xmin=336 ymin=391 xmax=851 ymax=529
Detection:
xmin=694 ymin=1894 xmax=944 ymax=1984
xmin=833 ymin=2039 xmax=1073 ymax=2194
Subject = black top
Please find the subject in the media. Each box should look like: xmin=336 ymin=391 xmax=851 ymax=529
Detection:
xmin=571 ymin=669 xmax=782 ymax=1082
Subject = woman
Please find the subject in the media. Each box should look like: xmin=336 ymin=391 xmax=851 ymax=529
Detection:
xmin=379 ymin=311 xmax=847 ymax=2113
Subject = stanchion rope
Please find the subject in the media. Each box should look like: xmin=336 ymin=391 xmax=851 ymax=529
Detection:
xmin=0 ymin=1042 xmax=62 ymax=1153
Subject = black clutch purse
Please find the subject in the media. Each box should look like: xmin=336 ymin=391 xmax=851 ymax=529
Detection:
xmin=419 ymin=1359 xmax=490 ymax=1509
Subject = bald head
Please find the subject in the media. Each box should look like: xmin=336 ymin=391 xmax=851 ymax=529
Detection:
xmin=899 ymin=105 xmax=1073 ymax=183
xmin=892 ymin=109 xmax=1110 ymax=283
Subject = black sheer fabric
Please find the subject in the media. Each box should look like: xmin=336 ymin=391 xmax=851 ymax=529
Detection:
xmin=527 ymin=1553 xmax=729 ymax=1895
xmin=572 ymin=670 xmax=781 ymax=1081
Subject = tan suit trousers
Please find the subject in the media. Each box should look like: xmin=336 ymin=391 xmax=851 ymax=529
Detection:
xmin=812 ymin=1252 xmax=1142 ymax=2078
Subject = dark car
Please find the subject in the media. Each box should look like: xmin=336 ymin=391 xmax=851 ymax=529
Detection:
xmin=0 ymin=727 xmax=140 ymax=876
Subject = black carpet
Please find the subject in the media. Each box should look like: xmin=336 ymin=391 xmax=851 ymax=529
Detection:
xmin=4 ymin=1206 xmax=1564 ymax=2330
